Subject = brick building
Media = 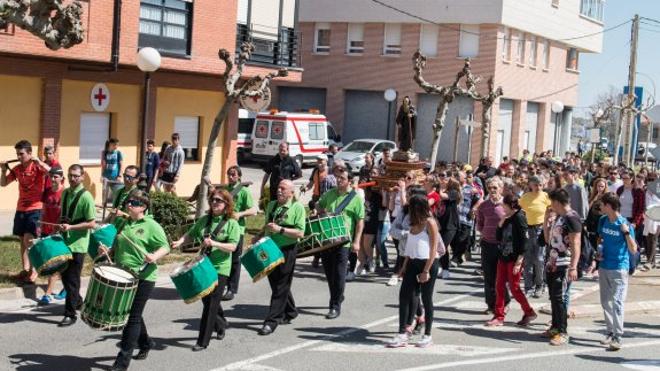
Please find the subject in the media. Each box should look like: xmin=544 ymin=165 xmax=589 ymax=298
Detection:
xmin=272 ymin=0 xmax=605 ymax=165
xmin=0 ymin=0 xmax=301 ymax=211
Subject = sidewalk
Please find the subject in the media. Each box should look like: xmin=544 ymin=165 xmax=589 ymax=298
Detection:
xmin=0 ymin=209 xmax=13 ymax=237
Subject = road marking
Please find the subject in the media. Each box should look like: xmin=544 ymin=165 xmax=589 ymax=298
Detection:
xmin=211 ymin=288 xmax=483 ymax=371
xmin=311 ymin=342 xmax=518 ymax=357
xmin=621 ymin=360 xmax=660 ymax=370
xmin=397 ymin=339 xmax=660 ymax=371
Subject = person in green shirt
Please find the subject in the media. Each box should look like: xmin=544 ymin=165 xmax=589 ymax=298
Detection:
xmin=99 ymin=190 xmax=169 ymax=371
xmin=104 ymin=165 xmax=140 ymax=230
xmin=172 ymin=188 xmax=240 ymax=351
xmin=221 ymin=165 xmax=257 ymax=301
xmin=57 ymin=164 xmax=96 ymax=327
xmin=254 ymin=179 xmax=306 ymax=336
xmin=316 ymin=169 xmax=365 ymax=320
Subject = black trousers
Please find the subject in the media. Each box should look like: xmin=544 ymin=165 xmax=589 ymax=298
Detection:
xmin=61 ymin=252 xmax=85 ymax=317
xmin=197 ymin=275 xmax=228 ymax=347
xmin=440 ymin=229 xmax=457 ymax=271
xmin=451 ymin=224 xmax=473 ymax=263
xmin=481 ymin=242 xmax=509 ymax=310
xmin=399 ymin=259 xmax=439 ymax=336
xmin=264 ymin=246 xmax=298 ymax=329
xmin=547 ymin=266 xmax=569 ymax=334
xmin=348 ymin=251 xmax=358 ymax=273
xmin=115 ymin=280 xmax=155 ymax=369
xmin=321 ymin=246 xmax=349 ymax=311
xmin=227 ymin=236 xmax=244 ymax=293
xmin=393 ymin=239 xmax=404 ymax=273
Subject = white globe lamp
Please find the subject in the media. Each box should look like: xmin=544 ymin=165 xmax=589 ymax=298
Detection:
xmin=137 ymin=47 xmax=161 ymax=72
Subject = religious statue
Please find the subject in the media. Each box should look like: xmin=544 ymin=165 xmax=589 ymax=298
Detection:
xmin=395 ymin=96 xmax=417 ymax=152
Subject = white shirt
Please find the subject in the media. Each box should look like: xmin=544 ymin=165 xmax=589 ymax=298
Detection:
xmin=620 ymin=188 xmax=633 ymax=218
xmin=404 ymin=226 xmax=432 ymax=259
xmin=607 ymin=179 xmax=623 ymax=193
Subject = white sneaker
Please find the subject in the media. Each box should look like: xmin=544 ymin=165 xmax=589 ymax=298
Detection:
xmin=368 ymin=259 xmax=376 ymax=273
xmin=387 ymin=333 xmax=410 ymax=348
xmin=387 ymin=275 xmax=399 ymax=286
xmin=416 ymin=335 xmax=433 ymax=348
xmin=356 ymin=264 xmax=366 ymax=275
xmin=441 ymin=270 xmax=450 ymax=279
xmin=346 ymin=272 xmax=356 ymax=281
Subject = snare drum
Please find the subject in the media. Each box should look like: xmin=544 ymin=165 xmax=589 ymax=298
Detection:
xmin=240 ymin=237 xmax=284 ymax=282
xmin=88 ymin=224 xmax=117 ymax=259
xmin=170 ymin=255 xmax=218 ymax=304
xmin=296 ymin=214 xmax=350 ymax=258
xmin=28 ymin=235 xmax=73 ymax=276
xmin=81 ymin=264 xmax=138 ymax=331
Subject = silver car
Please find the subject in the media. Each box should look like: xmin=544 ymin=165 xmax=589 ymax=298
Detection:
xmin=334 ymin=139 xmax=397 ymax=174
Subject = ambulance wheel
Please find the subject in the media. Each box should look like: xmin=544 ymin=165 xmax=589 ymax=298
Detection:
xmin=295 ymin=155 xmax=303 ymax=169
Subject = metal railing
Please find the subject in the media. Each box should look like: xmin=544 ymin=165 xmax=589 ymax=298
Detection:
xmin=236 ymin=23 xmax=301 ymax=68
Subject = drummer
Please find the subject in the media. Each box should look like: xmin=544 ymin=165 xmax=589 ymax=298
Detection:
xmin=221 ymin=165 xmax=257 ymax=301
xmin=255 ymin=179 xmax=306 ymax=336
xmin=100 ymin=190 xmax=169 ymax=371
xmin=105 ymin=165 xmax=140 ymax=229
xmin=58 ymin=164 xmax=96 ymax=327
xmin=38 ymin=166 xmax=66 ymax=305
xmin=316 ymin=168 xmax=365 ymax=320
xmin=172 ymin=188 xmax=240 ymax=351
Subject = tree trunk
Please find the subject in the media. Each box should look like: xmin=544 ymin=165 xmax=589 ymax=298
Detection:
xmin=429 ymin=98 xmax=449 ymax=172
xmin=480 ymin=107 xmax=492 ymax=159
xmin=195 ymin=98 xmax=234 ymax=217
xmin=613 ymin=113 xmax=625 ymax=166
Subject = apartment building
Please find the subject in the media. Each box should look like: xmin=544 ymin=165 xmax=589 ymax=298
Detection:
xmin=272 ymin=0 xmax=605 ymax=164
xmin=0 ymin=0 xmax=301 ymax=210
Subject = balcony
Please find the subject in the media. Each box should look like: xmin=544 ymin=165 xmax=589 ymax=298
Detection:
xmin=236 ymin=23 xmax=301 ymax=69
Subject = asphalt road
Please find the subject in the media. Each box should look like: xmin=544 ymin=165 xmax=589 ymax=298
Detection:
xmin=2 ymin=254 xmax=660 ymax=371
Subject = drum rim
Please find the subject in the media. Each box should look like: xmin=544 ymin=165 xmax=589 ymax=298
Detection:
xmin=181 ymin=280 xmax=218 ymax=304
xmin=81 ymin=311 xmax=127 ymax=332
xmin=93 ymin=264 xmax=138 ymax=287
xmin=170 ymin=255 xmax=208 ymax=278
xmin=252 ymin=257 xmax=284 ymax=282
xmin=36 ymin=254 xmax=73 ymax=275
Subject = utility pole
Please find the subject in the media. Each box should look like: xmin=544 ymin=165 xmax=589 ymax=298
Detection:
xmin=622 ymin=14 xmax=639 ymax=166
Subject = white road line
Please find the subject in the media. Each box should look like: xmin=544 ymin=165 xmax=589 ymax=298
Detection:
xmin=311 ymin=342 xmax=518 ymax=357
xmin=397 ymin=339 xmax=660 ymax=371
xmin=211 ymin=289 xmax=483 ymax=371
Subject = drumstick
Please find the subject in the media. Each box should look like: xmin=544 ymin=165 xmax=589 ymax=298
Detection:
xmin=0 ymin=159 xmax=19 ymax=165
xmin=357 ymin=181 xmax=377 ymax=189
xmin=118 ymin=232 xmax=153 ymax=272
xmin=98 ymin=243 xmax=114 ymax=265
xmin=37 ymin=221 xmax=60 ymax=226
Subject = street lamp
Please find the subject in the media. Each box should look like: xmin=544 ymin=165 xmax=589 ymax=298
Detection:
xmin=137 ymin=47 xmax=161 ymax=173
xmin=551 ymin=100 xmax=564 ymax=156
xmin=384 ymin=88 xmax=397 ymax=141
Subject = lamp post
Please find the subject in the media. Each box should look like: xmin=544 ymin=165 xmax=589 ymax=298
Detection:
xmin=137 ymin=47 xmax=161 ymax=173
xmin=384 ymin=88 xmax=397 ymax=141
xmin=551 ymin=100 xmax=564 ymax=157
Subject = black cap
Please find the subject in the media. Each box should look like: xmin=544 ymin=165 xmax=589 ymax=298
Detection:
xmin=49 ymin=166 xmax=63 ymax=176
xmin=566 ymin=166 xmax=579 ymax=173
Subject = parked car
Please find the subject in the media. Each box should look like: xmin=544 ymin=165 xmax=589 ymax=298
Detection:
xmin=334 ymin=139 xmax=397 ymax=174
xmin=636 ymin=141 xmax=657 ymax=163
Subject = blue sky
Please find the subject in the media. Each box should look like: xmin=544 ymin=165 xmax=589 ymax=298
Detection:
xmin=577 ymin=0 xmax=660 ymax=117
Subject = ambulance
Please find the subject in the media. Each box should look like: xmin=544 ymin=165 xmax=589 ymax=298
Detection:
xmin=250 ymin=110 xmax=342 ymax=167
xmin=236 ymin=109 xmax=256 ymax=162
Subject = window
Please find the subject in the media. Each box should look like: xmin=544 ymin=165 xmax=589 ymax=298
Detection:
xmin=238 ymin=118 xmax=254 ymax=135
xmin=174 ymin=116 xmax=200 ymax=161
xmin=271 ymin=121 xmax=285 ymax=140
xmin=79 ymin=113 xmax=110 ymax=164
xmin=459 ymin=24 xmax=480 ymax=58
xmin=139 ymin=0 xmax=192 ymax=56
xmin=255 ymin=121 xmax=269 ymax=139
xmin=327 ymin=125 xmax=338 ymax=141
xmin=347 ymin=23 xmax=364 ymax=54
xmin=383 ymin=23 xmax=401 ymax=55
xmin=314 ymin=22 xmax=331 ymax=53
xmin=566 ymin=47 xmax=579 ymax=70
xmin=653 ymin=127 xmax=659 ymax=140
xmin=528 ymin=35 xmax=537 ymax=66
xmin=420 ymin=24 xmax=439 ymax=57
xmin=580 ymin=0 xmax=604 ymax=21
xmin=308 ymin=123 xmax=325 ymax=140
xmin=542 ymin=39 xmax=550 ymax=69
xmin=515 ymin=31 xmax=524 ymax=64
xmin=501 ymin=27 xmax=511 ymax=60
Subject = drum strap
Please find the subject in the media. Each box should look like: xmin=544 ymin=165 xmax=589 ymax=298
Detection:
xmin=334 ymin=190 xmax=357 ymax=214
xmin=267 ymin=201 xmax=291 ymax=226
xmin=204 ymin=215 xmax=229 ymax=242
xmin=60 ymin=188 xmax=88 ymax=224
xmin=230 ymin=183 xmax=244 ymax=198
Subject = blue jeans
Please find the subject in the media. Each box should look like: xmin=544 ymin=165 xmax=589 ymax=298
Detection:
xmin=377 ymin=221 xmax=390 ymax=268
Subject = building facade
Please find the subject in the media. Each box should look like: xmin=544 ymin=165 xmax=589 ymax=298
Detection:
xmin=273 ymin=0 xmax=604 ymax=164
xmin=0 ymin=0 xmax=301 ymax=211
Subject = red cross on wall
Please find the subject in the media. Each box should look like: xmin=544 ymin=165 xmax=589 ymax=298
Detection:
xmin=94 ymin=87 xmax=107 ymax=106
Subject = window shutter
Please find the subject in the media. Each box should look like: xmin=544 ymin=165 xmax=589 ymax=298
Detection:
xmin=383 ymin=23 xmax=401 ymax=55
xmin=459 ymin=24 xmax=479 ymax=58
xmin=79 ymin=113 xmax=110 ymax=163
xmin=174 ymin=116 xmax=200 ymax=149
xmin=420 ymin=24 xmax=439 ymax=57
xmin=347 ymin=23 xmax=364 ymax=54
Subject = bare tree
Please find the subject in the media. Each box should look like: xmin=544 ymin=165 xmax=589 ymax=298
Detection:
xmin=611 ymin=93 xmax=655 ymax=166
xmin=195 ymin=42 xmax=288 ymax=217
xmin=412 ymin=51 xmax=502 ymax=170
xmin=0 ymin=0 xmax=84 ymax=50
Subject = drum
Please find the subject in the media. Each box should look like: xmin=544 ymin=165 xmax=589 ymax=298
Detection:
xmin=88 ymin=224 xmax=117 ymax=259
xmin=646 ymin=205 xmax=660 ymax=221
xmin=28 ymin=235 xmax=73 ymax=276
xmin=170 ymin=255 xmax=218 ymax=304
xmin=296 ymin=213 xmax=350 ymax=258
xmin=81 ymin=264 xmax=138 ymax=331
xmin=240 ymin=237 xmax=284 ymax=282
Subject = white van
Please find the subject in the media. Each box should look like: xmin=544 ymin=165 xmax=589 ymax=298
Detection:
xmin=251 ymin=110 xmax=342 ymax=167
xmin=237 ymin=109 xmax=256 ymax=162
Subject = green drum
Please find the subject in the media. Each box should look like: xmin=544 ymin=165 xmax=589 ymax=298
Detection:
xmin=81 ymin=264 xmax=138 ymax=331
xmin=240 ymin=237 xmax=284 ymax=282
xmin=88 ymin=224 xmax=117 ymax=259
xmin=296 ymin=213 xmax=350 ymax=258
xmin=28 ymin=235 xmax=73 ymax=276
xmin=170 ymin=255 xmax=218 ymax=304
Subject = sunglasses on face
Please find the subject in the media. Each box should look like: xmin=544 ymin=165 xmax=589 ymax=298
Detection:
xmin=123 ymin=174 xmax=136 ymax=181
xmin=211 ymin=197 xmax=226 ymax=204
xmin=126 ymin=199 xmax=144 ymax=207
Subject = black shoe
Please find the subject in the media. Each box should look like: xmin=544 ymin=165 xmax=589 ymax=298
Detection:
xmin=192 ymin=344 xmax=207 ymax=352
xmin=312 ymin=258 xmax=320 ymax=268
xmin=325 ymin=309 xmax=340 ymax=319
xmin=75 ymin=302 xmax=83 ymax=311
xmin=258 ymin=325 xmax=274 ymax=336
xmin=221 ymin=291 xmax=235 ymax=301
xmin=133 ymin=349 xmax=150 ymax=360
xmin=110 ymin=365 xmax=127 ymax=371
xmin=58 ymin=316 xmax=77 ymax=327
xmin=216 ymin=330 xmax=225 ymax=340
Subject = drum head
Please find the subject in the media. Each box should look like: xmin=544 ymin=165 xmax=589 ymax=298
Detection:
xmin=95 ymin=265 xmax=135 ymax=284
xmin=170 ymin=255 xmax=205 ymax=277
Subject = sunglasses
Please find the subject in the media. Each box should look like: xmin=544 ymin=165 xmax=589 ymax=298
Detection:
xmin=126 ymin=199 xmax=144 ymax=207
xmin=123 ymin=174 xmax=136 ymax=181
xmin=210 ymin=197 xmax=226 ymax=204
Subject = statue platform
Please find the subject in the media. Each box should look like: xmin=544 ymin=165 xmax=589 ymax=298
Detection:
xmin=373 ymin=151 xmax=426 ymax=189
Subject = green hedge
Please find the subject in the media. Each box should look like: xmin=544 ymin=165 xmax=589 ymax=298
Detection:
xmin=150 ymin=192 xmax=190 ymax=241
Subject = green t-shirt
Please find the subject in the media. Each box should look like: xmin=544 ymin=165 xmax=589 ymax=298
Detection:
xmin=112 ymin=185 xmax=137 ymax=211
xmin=187 ymin=214 xmax=240 ymax=276
xmin=60 ymin=185 xmax=96 ymax=253
xmin=224 ymin=183 xmax=254 ymax=234
xmin=114 ymin=215 xmax=170 ymax=281
xmin=318 ymin=188 xmax=365 ymax=247
xmin=264 ymin=199 xmax=306 ymax=248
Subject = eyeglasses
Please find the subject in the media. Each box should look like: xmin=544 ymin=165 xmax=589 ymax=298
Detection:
xmin=68 ymin=174 xmax=82 ymax=179
xmin=210 ymin=197 xmax=226 ymax=204
xmin=123 ymin=174 xmax=136 ymax=181
xmin=126 ymin=199 xmax=144 ymax=207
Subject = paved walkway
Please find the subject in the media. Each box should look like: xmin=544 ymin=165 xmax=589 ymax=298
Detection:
xmin=0 ymin=209 xmax=13 ymax=237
